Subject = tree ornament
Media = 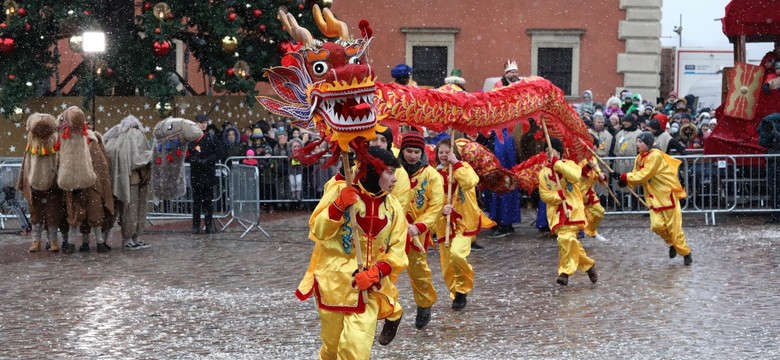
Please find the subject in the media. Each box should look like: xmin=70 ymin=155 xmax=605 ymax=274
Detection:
xmin=83 ymin=10 xmax=90 ymax=16
xmin=0 ymin=37 xmax=14 ymax=53
xmin=6 ymin=107 xmax=23 ymax=123
xmin=258 ymin=24 xmax=266 ymax=32
xmin=153 ymin=40 xmax=172 ymax=57
xmin=153 ymin=2 xmax=171 ymax=21
xmin=0 ymin=23 xmax=6 ymax=29
xmin=3 ymin=0 xmax=18 ymax=18
xmin=143 ymin=2 xmax=152 ymax=12
xmin=221 ymin=36 xmax=238 ymax=52
xmin=17 ymin=7 xmax=26 ymax=17
xmin=155 ymin=102 xmax=173 ymax=118
xmin=228 ymin=12 xmax=237 ymax=22
xmin=226 ymin=67 xmax=235 ymax=77
xmin=147 ymin=73 xmax=155 ymax=80
xmin=212 ymin=79 xmax=226 ymax=93
xmin=7 ymin=73 xmax=15 ymax=81
xmin=253 ymin=9 xmax=262 ymax=17
xmin=68 ymin=35 xmax=83 ymax=52
xmin=105 ymin=68 xmax=114 ymax=77
xmin=23 ymin=22 xmax=30 ymax=32
xmin=154 ymin=27 xmax=161 ymax=34
xmin=234 ymin=60 xmax=251 ymax=78
xmin=298 ymin=4 xmax=304 ymax=10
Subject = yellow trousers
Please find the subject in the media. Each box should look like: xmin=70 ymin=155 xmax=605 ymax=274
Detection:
xmin=317 ymin=292 xmax=379 ymax=360
xmin=583 ymin=202 xmax=605 ymax=237
xmin=439 ymin=233 xmax=474 ymax=298
xmin=557 ymin=225 xmax=595 ymax=276
xmin=649 ymin=200 xmax=691 ymax=256
xmin=407 ymin=248 xmax=438 ymax=308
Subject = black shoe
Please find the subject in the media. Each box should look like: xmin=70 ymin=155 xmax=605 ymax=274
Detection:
xmin=79 ymin=243 xmax=90 ymax=252
xmin=470 ymin=242 xmax=484 ymax=250
xmin=488 ymin=228 xmax=511 ymax=238
xmin=377 ymin=316 xmax=402 ymax=345
xmin=103 ymin=242 xmax=111 ymax=251
xmin=204 ymin=225 xmax=214 ymax=234
xmin=192 ymin=227 xmax=200 ymax=234
xmin=586 ymin=266 xmax=598 ymax=283
xmin=63 ymin=242 xmax=75 ymax=254
xmin=684 ymin=253 xmax=693 ymax=266
xmin=556 ymin=273 xmax=569 ymax=286
xmin=669 ymin=246 xmax=677 ymax=259
xmin=96 ymin=243 xmax=110 ymax=253
xmin=415 ymin=307 xmax=431 ymax=329
xmin=452 ymin=292 xmax=467 ymax=311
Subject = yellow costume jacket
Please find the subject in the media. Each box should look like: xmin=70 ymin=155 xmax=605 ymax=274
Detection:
xmin=406 ymin=165 xmax=444 ymax=251
xmin=578 ymin=157 xmax=605 ymax=206
xmin=538 ymin=159 xmax=587 ymax=233
xmin=621 ymin=148 xmax=687 ymax=212
xmin=435 ymin=161 xmax=495 ymax=241
xmin=327 ymin=166 xmax=411 ymax=211
xmin=296 ymin=182 xmax=408 ymax=319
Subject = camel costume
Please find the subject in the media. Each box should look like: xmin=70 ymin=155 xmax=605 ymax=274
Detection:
xmin=151 ymin=118 xmax=203 ymax=200
xmin=17 ymin=113 xmax=65 ymax=252
xmin=56 ymin=106 xmax=114 ymax=253
xmin=103 ymin=115 xmax=153 ymax=249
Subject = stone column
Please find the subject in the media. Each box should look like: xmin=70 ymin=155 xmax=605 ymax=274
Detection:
xmin=617 ymin=0 xmax=663 ymax=102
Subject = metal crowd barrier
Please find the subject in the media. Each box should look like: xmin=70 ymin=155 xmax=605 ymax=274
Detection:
xmin=0 ymin=162 xmax=26 ymax=229
xmin=220 ymin=160 xmax=268 ymax=238
xmin=147 ymin=163 xmax=231 ymax=223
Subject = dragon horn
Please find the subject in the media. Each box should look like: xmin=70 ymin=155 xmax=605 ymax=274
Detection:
xmin=312 ymin=4 xmax=349 ymax=40
xmin=278 ymin=8 xmax=314 ymax=46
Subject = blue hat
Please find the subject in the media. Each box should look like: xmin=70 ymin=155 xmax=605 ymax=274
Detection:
xmin=390 ymin=64 xmax=413 ymax=79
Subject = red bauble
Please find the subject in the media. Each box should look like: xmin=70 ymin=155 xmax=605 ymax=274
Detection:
xmin=168 ymin=12 xmax=174 ymax=19
xmin=147 ymin=73 xmax=155 ymax=80
xmin=84 ymin=10 xmax=90 ymax=16
xmin=0 ymin=37 xmax=14 ymax=53
xmin=253 ymin=9 xmax=262 ymax=17
xmin=24 ymin=23 xmax=31 ymax=32
xmin=259 ymin=24 xmax=267 ymax=32
xmin=105 ymin=68 xmax=114 ymax=77
xmin=298 ymin=4 xmax=304 ymax=10
xmin=154 ymin=27 xmax=161 ymax=34
xmin=152 ymin=40 xmax=172 ymax=57
xmin=228 ymin=13 xmax=237 ymax=22
xmin=0 ymin=23 xmax=6 ymax=29
xmin=8 ymin=74 xmax=16 ymax=81
xmin=17 ymin=8 xmax=28 ymax=17
xmin=143 ymin=2 xmax=152 ymax=12
xmin=226 ymin=68 xmax=235 ymax=77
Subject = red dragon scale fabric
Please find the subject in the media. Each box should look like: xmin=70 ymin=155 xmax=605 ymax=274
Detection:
xmin=257 ymin=5 xmax=592 ymax=168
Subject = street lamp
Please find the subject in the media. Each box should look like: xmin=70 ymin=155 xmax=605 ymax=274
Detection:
xmin=82 ymin=31 xmax=105 ymax=127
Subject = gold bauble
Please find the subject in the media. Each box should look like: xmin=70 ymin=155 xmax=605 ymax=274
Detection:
xmin=6 ymin=107 xmax=23 ymax=123
xmin=69 ymin=35 xmax=83 ymax=52
xmin=153 ymin=2 xmax=171 ymax=21
xmin=221 ymin=36 xmax=238 ymax=52
xmin=212 ymin=80 xmax=226 ymax=93
xmin=233 ymin=60 xmax=251 ymax=78
xmin=154 ymin=102 xmax=173 ymax=118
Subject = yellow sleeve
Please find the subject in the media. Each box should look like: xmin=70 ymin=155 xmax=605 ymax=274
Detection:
xmin=391 ymin=167 xmax=411 ymax=210
xmin=538 ymin=168 xmax=563 ymax=205
xmin=413 ymin=167 xmax=444 ymax=231
xmin=553 ymin=159 xmax=582 ymax=184
xmin=627 ymin=152 xmax=662 ymax=186
xmin=452 ymin=161 xmax=479 ymax=191
xmin=377 ymin=198 xmax=409 ymax=277
xmin=309 ymin=183 xmax=346 ymax=242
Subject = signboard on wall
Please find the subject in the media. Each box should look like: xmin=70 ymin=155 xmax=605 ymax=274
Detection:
xmin=675 ymin=49 xmax=734 ymax=102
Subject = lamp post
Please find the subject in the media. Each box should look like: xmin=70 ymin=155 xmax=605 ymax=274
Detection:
xmin=82 ymin=31 xmax=106 ymax=127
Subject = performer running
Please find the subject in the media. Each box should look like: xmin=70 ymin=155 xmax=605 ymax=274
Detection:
xmin=538 ymin=137 xmax=598 ymax=286
xmin=612 ymin=132 xmax=693 ymax=265
xmin=579 ymin=147 xmax=608 ymax=242
xmin=296 ymin=146 xmax=408 ymax=359
xmin=435 ymin=139 xmax=495 ymax=310
xmin=398 ymin=130 xmax=444 ymax=329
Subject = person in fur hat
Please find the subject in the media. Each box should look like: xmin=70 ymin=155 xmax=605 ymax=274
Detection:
xmin=103 ymin=115 xmax=153 ymax=250
xmin=56 ymin=106 xmax=114 ymax=253
xmin=17 ymin=113 xmax=64 ymax=252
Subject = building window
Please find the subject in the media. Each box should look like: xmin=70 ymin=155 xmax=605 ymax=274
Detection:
xmin=538 ymin=47 xmax=573 ymax=95
xmin=412 ymin=46 xmax=448 ymax=87
xmin=401 ymin=27 xmax=459 ymax=88
xmin=527 ymin=29 xmax=584 ymax=98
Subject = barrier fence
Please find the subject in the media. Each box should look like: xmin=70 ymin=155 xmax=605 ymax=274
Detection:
xmin=1 ymin=154 xmax=779 ymax=233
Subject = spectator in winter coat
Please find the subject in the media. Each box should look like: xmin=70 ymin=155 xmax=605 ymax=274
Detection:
xmin=646 ymin=118 xmax=686 ymax=155
xmin=188 ymin=115 xmax=220 ymax=234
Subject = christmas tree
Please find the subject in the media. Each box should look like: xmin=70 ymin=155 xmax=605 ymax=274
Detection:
xmin=0 ymin=0 xmax=323 ymax=120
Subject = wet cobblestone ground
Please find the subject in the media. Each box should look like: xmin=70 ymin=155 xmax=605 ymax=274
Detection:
xmin=1 ymin=210 xmax=780 ymax=359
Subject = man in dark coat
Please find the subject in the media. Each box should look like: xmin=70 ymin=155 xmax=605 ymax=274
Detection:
xmin=188 ymin=114 xmax=220 ymax=234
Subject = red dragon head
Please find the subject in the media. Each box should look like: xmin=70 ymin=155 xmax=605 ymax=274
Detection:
xmin=257 ymin=5 xmax=381 ymax=153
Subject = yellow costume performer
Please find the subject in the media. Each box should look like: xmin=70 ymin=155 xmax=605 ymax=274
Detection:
xmin=578 ymin=157 xmax=607 ymax=241
xmin=435 ymin=139 xmax=495 ymax=309
xmin=398 ymin=131 xmax=443 ymax=329
xmin=538 ymin=138 xmax=597 ymax=286
xmin=296 ymin=147 xmax=408 ymax=359
xmin=617 ymin=131 xmax=692 ymax=265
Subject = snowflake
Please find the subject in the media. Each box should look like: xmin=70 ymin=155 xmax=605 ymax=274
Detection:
xmin=196 ymin=104 xmax=202 ymax=111
xmin=15 ymin=122 xmax=21 ymax=128
xmin=9 ymin=145 xmax=16 ymax=153
xmin=143 ymin=126 xmax=151 ymax=133
xmin=25 ymin=107 xmax=31 ymax=113
xmin=60 ymin=103 xmax=67 ymax=110
xmin=144 ymin=103 xmax=151 ymax=110
xmin=227 ymin=112 xmax=233 ymax=118
xmin=239 ymin=102 xmax=245 ymax=109
xmin=98 ymin=105 xmax=105 ymax=112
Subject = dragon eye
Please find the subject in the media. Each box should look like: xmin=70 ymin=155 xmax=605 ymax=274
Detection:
xmin=348 ymin=56 xmax=362 ymax=65
xmin=312 ymin=61 xmax=329 ymax=76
